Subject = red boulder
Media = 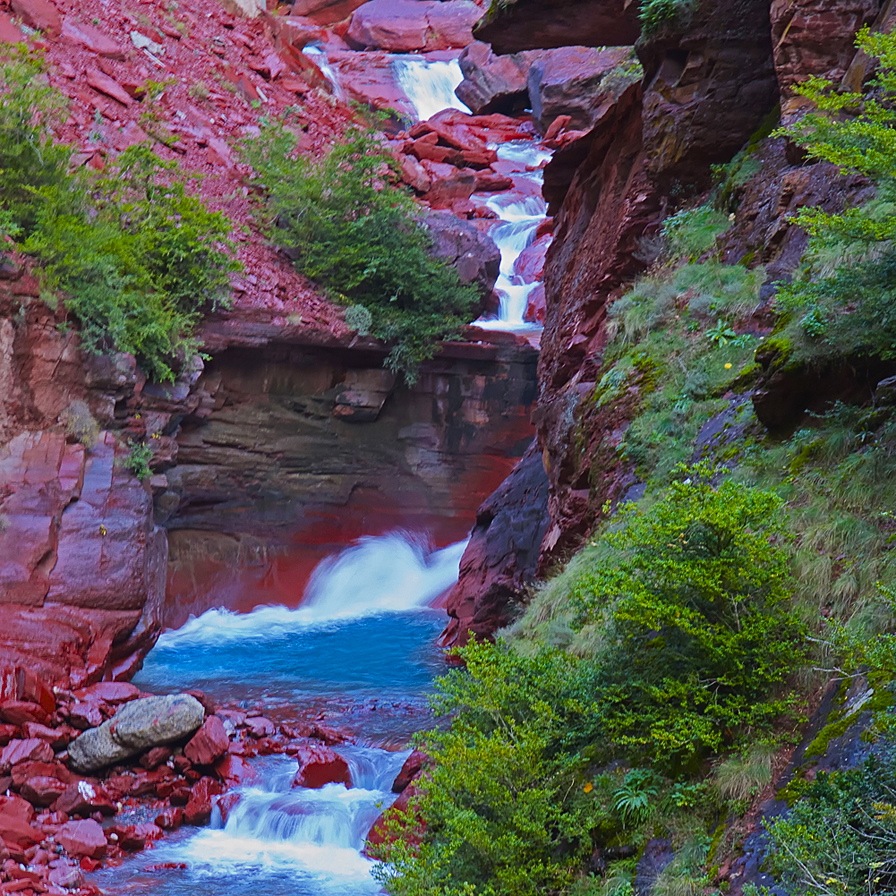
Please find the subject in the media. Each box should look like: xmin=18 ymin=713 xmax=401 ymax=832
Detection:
xmin=57 ymin=819 xmax=107 ymax=859
xmin=184 ymin=715 xmax=229 ymax=766
xmin=292 ymin=745 xmax=351 ymax=789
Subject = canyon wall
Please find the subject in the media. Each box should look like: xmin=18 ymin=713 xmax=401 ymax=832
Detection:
xmin=444 ymin=0 xmax=888 ymax=642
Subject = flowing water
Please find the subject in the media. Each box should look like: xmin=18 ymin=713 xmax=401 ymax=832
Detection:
xmin=95 ymin=534 xmax=465 ymax=895
xmin=392 ymin=56 xmax=471 ymax=121
xmin=474 ymin=142 xmax=553 ymax=331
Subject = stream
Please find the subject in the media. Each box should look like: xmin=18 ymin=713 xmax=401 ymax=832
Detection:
xmin=94 ymin=534 xmax=464 ymax=895
xmin=94 ymin=55 xmax=549 ymax=896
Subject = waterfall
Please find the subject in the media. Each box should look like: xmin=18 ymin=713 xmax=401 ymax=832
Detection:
xmin=392 ymin=56 xmax=470 ymax=121
xmin=157 ymin=533 xmax=466 ymax=647
xmin=475 ymin=141 xmax=552 ymax=330
xmin=303 ymin=44 xmax=345 ymax=99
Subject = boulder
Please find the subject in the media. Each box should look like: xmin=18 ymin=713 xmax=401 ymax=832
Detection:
xmin=184 ymin=778 xmax=224 ymax=826
xmin=289 ymin=0 xmax=369 ymax=24
xmin=0 ymin=795 xmax=41 ymax=849
xmin=57 ymin=819 xmax=106 ymax=859
xmin=9 ymin=0 xmax=61 ymax=36
xmin=442 ymin=441 xmax=550 ymax=646
xmin=346 ymin=0 xmax=481 ymax=52
xmin=292 ymin=745 xmax=352 ymax=789
xmin=424 ymin=211 xmax=500 ymax=306
xmin=392 ymin=749 xmax=428 ymax=793
xmin=67 ymin=694 xmax=205 ymax=773
xmin=474 ymin=0 xmax=640 ymax=54
xmin=528 ymin=46 xmax=634 ymax=133
xmin=456 ymin=42 xmax=538 ymax=115
xmin=183 ymin=716 xmax=229 ymax=766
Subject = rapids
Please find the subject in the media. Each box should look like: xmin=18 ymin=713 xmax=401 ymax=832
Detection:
xmin=95 ymin=534 xmax=465 ymax=895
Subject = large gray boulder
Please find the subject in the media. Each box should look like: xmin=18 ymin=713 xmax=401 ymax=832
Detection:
xmin=68 ymin=694 xmax=205 ymax=773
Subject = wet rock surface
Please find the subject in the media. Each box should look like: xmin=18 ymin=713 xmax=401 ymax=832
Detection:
xmin=68 ymin=695 xmax=205 ymax=773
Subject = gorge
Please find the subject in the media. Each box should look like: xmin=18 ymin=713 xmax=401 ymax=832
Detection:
xmin=2 ymin=0 xmax=896 ymax=894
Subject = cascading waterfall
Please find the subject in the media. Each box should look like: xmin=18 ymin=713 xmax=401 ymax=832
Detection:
xmin=475 ymin=142 xmax=553 ymax=330
xmin=96 ymin=533 xmax=466 ymax=896
xmin=303 ymin=44 xmax=345 ymax=99
xmin=392 ymin=56 xmax=471 ymax=121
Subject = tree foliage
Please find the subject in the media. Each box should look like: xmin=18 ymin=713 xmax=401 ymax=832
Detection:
xmin=240 ymin=119 xmax=479 ymax=381
xmin=777 ymin=27 xmax=896 ymax=362
xmin=0 ymin=49 xmax=238 ymax=382
xmin=570 ymin=466 xmax=804 ymax=770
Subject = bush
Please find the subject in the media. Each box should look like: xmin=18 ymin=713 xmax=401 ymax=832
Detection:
xmin=570 ymin=466 xmax=804 ymax=771
xmin=372 ymin=641 xmax=603 ymax=896
xmin=0 ymin=47 xmax=70 ymax=235
xmin=26 ymin=145 xmax=238 ymax=381
xmin=766 ymin=748 xmax=896 ymax=895
xmin=241 ymin=120 xmax=479 ymax=381
xmin=777 ymin=28 xmax=896 ymax=364
xmin=0 ymin=51 xmax=238 ymax=382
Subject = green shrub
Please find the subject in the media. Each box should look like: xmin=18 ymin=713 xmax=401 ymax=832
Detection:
xmin=776 ymin=28 xmax=896 ymax=364
xmin=766 ymin=748 xmax=896 ymax=895
xmin=638 ymin=0 xmax=694 ymax=35
xmin=0 ymin=47 xmax=71 ymax=235
xmin=25 ymin=144 xmax=237 ymax=381
xmin=240 ymin=120 xmax=479 ymax=381
xmin=569 ymin=466 xmax=805 ymax=771
xmin=0 ymin=51 xmax=237 ymax=382
xmin=663 ymin=206 xmax=731 ymax=261
xmin=372 ymin=641 xmax=603 ymax=896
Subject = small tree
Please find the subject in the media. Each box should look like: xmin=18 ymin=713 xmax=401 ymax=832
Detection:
xmin=776 ymin=27 xmax=896 ymax=361
xmin=572 ymin=466 xmax=804 ymax=770
xmin=241 ymin=121 xmax=479 ymax=381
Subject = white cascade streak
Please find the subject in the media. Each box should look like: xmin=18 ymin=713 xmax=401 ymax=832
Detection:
xmin=392 ymin=56 xmax=470 ymax=122
xmin=170 ymin=750 xmax=408 ymax=883
xmin=303 ymin=45 xmax=345 ymax=99
xmin=159 ymin=533 xmax=467 ymax=647
xmin=476 ymin=141 xmax=552 ymax=329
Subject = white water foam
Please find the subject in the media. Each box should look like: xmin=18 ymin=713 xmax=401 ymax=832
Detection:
xmin=172 ymin=750 xmax=407 ymax=886
xmin=303 ymin=45 xmax=345 ymax=99
xmin=476 ymin=141 xmax=552 ymax=330
xmin=392 ymin=56 xmax=470 ymax=122
xmin=159 ymin=533 xmax=466 ymax=647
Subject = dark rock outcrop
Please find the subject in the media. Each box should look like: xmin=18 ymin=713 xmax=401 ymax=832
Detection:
xmin=637 ymin=0 xmax=779 ymax=191
xmin=528 ymin=45 xmax=633 ymax=132
xmin=424 ymin=210 xmax=501 ymax=305
xmin=474 ymin=0 xmax=640 ymax=54
xmin=456 ymin=41 xmax=538 ymax=115
xmin=442 ymin=441 xmax=549 ymax=646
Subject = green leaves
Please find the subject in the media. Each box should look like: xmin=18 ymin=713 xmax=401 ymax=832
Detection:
xmin=571 ymin=466 xmax=805 ymax=771
xmin=776 ymin=27 xmax=896 ymax=363
xmin=0 ymin=51 xmax=238 ymax=382
xmin=23 ymin=144 xmax=238 ymax=381
xmin=241 ymin=119 xmax=478 ymax=381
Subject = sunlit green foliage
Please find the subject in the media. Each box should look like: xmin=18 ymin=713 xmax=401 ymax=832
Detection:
xmin=766 ymin=749 xmax=896 ymax=896
xmin=240 ymin=119 xmax=479 ymax=381
xmin=776 ymin=27 xmax=896 ymax=363
xmin=0 ymin=49 xmax=237 ymax=382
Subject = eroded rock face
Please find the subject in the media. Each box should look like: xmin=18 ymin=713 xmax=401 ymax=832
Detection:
xmin=637 ymin=0 xmax=779 ymax=191
xmin=68 ymin=695 xmax=205 ymax=773
xmin=424 ymin=210 xmax=501 ymax=305
xmin=770 ymin=0 xmax=880 ymax=115
xmin=346 ymin=0 xmax=481 ymax=51
xmin=528 ymin=45 xmax=633 ymax=132
xmin=474 ymin=0 xmax=640 ymax=53
xmin=442 ymin=441 xmax=549 ymax=646
xmin=161 ymin=338 xmax=537 ymax=623
xmin=0 ymin=298 xmax=166 ymax=688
